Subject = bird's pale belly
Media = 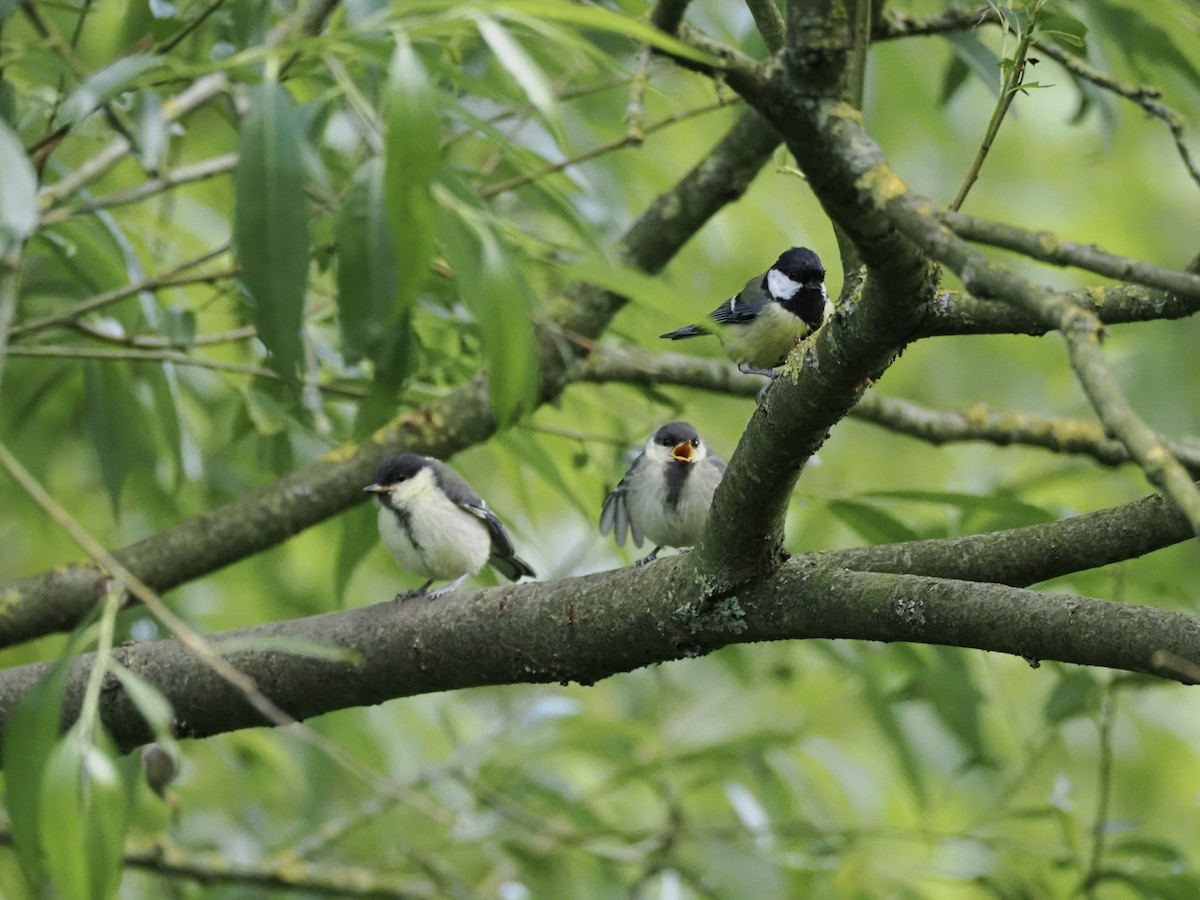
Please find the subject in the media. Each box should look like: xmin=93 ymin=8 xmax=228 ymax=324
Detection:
xmin=719 ymin=304 xmax=811 ymax=368
xmin=377 ymin=503 xmax=491 ymax=580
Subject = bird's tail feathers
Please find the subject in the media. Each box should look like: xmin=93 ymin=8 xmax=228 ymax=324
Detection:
xmin=659 ymin=325 xmax=706 ymax=340
xmin=492 ymin=554 xmax=536 ymax=581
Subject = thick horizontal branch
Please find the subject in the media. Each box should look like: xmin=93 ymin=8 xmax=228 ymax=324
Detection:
xmin=0 ymin=560 xmax=1196 ymax=762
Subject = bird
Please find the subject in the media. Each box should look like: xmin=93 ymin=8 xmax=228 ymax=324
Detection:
xmin=660 ymin=247 xmax=831 ymax=385
xmin=364 ymin=454 xmax=535 ymax=598
xmin=599 ymin=421 xmax=726 ymax=565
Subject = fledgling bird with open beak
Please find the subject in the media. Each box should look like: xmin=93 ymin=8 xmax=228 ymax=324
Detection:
xmin=660 ymin=247 xmax=831 ymax=394
xmin=365 ymin=454 xmax=535 ymax=599
xmin=599 ymin=422 xmax=726 ymax=565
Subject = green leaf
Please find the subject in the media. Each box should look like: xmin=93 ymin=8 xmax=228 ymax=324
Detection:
xmin=4 ymin=659 xmax=72 ymax=888
xmin=239 ymin=385 xmax=289 ymax=436
xmin=558 ymin=258 xmax=690 ymax=323
xmin=492 ymin=2 xmax=717 ymax=66
xmin=1037 ymin=11 xmax=1088 ymax=49
xmin=1043 ymin=668 xmax=1099 ymax=725
xmin=939 ymin=54 xmax=971 ymax=107
xmin=862 ymin=489 xmax=1056 ymax=529
xmin=384 ymin=35 xmax=440 ymax=341
xmin=336 ymin=156 xmax=415 ymax=388
xmin=162 ymin=306 xmax=196 ymax=348
xmin=475 ymin=16 xmax=562 ymax=143
xmin=60 ymin=54 xmax=162 ymax=128
xmin=439 ymin=204 xmax=538 ymax=426
xmin=217 ymin=634 xmax=363 ymax=666
xmin=134 ymin=91 xmax=167 ymax=170
xmin=108 ymin=663 xmax=174 ymax=739
xmin=39 ymin=733 xmax=127 ymax=900
xmin=0 ymin=118 xmax=37 ymax=254
xmin=335 ymin=501 xmax=379 ymax=603
xmin=826 ymin=499 xmax=921 ymax=545
xmin=84 ymin=361 xmax=154 ymax=512
xmin=1089 ymin=2 xmax=1200 ymax=92
xmin=234 ymin=77 xmax=310 ymax=382
xmin=941 ymin=32 xmax=1002 ymax=98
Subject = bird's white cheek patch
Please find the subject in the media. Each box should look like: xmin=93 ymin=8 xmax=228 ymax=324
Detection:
xmin=767 ymin=269 xmax=801 ymax=300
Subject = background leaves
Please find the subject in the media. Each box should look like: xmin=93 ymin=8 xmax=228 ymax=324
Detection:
xmin=1 ymin=0 xmax=1199 ymax=897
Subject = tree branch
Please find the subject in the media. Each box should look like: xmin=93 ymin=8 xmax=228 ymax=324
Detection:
xmin=578 ymin=345 xmax=1200 ymax=473
xmin=0 ymin=107 xmax=784 ymax=650
xmin=0 ymin=561 xmax=1196 ymax=763
xmin=942 ymin=209 xmax=1200 ymax=299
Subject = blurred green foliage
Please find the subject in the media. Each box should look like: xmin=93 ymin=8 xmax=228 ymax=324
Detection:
xmin=1 ymin=0 xmax=1200 ymax=896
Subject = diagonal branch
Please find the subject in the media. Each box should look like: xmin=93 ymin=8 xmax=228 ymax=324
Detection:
xmin=942 ymin=210 xmax=1200 ymax=298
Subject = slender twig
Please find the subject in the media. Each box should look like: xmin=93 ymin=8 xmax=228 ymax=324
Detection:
xmin=874 ymin=5 xmax=999 ymax=40
xmin=38 ymin=72 xmax=231 ymax=210
xmin=577 ymin=344 xmax=1200 ymax=473
xmin=40 ymin=153 xmax=238 ymax=228
xmin=439 ymin=75 xmax=637 ymax=151
xmin=0 ymin=439 xmax=453 ymax=825
xmin=481 ymin=97 xmax=736 ymax=197
xmin=6 ymin=345 xmax=368 ymax=398
xmin=1034 ymin=39 xmax=1200 ymax=190
xmin=887 ymin=193 xmax=1200 ymax=534
xmin=853 ymin=394 xmax=1200 ymax=473
xmin=625 ymin=47 xmax=652 ymax=143
xmin=0 ymin=244 xmax=23 ymax=397
xmin=116 ymin=839 xmax=427 ymax=899
xmin=1080 ymin=678 xmax=1117 ymax=896
xmin=948 ymin=11 xmax=1036 ymax=211
xmin=942 ymin=210 xmax=1200 ymax=299
xmin=18 ymin=0 xmax=141 ymax=155
xmin=156 ymin=0 xmax=229 ymax=55
xmin=9 ymin=253 xmax=234 ymax=337
xmin=72 ymin=584 xmax=124 ymax=751
xmin=68 ymin=319 xmax=258 ymax=349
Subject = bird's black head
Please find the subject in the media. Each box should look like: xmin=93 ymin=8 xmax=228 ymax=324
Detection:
xmin=369 ymin=454 xmax=429 ymax=488
xmin=772 ymin=247 xmax=825 ymax=286
xmin=652 ymin=421 xmax=700 ymax=448
xmin=651 ymin=421 xmax=703 ymax=462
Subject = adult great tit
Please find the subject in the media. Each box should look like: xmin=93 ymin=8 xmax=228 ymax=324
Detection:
xmin=660 ymin=247 xmax=831 ymax=379
xmin=365 ymin=455 xmax=535 ymax=598
xmin=599 ymin=422 xmax=726 ymax=565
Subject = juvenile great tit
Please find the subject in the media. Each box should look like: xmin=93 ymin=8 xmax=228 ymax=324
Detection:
xmin=365 ymin=454 xmax=535 ymax=598
xmin=599 ymin=422 xmax=726 ymax=565
xmin=660 ymin=247 xmax=831 ymax=380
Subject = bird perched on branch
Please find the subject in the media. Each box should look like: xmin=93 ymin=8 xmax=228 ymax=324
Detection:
xmin=599 ymin=422 xmax=726 ymax=565
xmin=365 ymin=455 xmax=535 ymax=598
xmin=660 ymin=247 xmax=831 ymax=389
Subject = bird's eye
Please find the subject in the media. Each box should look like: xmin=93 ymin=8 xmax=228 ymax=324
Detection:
xmin=691 ymin=439 xmax=699 ymax=447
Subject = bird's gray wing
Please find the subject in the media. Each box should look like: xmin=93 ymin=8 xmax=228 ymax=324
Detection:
xmin=460 ymin=497 xmax=536 ymax=581
xmin=709 ymin=276 xmax=768 ymax=325
xmin=431 ymin=462 xmax=533 ymax=579
xmin=599 ymin=460 xmax=645 ymax=548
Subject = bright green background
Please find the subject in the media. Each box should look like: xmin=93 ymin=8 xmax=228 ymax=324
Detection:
xmin=1 ymin=0 xmax=1199 ymax=896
